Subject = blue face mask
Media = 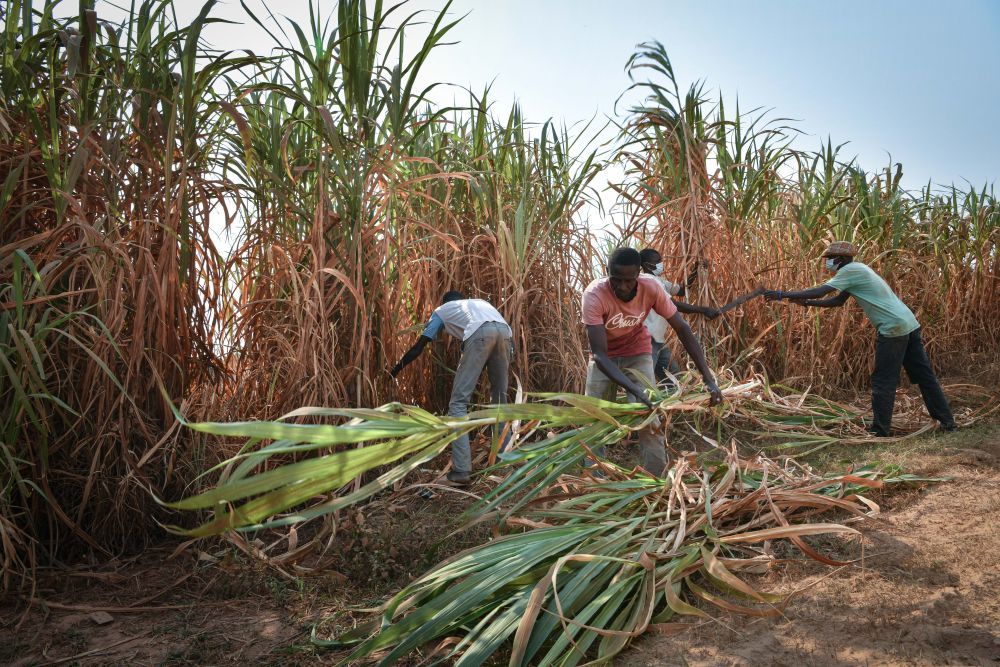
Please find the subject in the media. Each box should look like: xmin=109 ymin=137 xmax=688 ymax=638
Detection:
xmin=652 ymin=261 xmax=664 ymax=276
xmin=825 ymin=258 xmax=838 ymax=271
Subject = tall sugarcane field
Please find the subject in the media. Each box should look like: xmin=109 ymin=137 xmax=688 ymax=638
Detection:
xmin=1 ymin=0 xmax=999 ymax=665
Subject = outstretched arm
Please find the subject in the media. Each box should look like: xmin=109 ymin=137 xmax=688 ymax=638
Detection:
xmin=390 ymin=336 xmax=432 ymax=377
xmin=764 ymin=285 xmax=836 ymax=301
xmin=801 ymin=291 xmax=851 ymax=308
xmin=675 ymin=300 xmax=721 ymax=319
xmin=666 ymin=312 xmax=723 ymax=405
xmin=586 ymin=325 xmax=654 ymax=410
xmin=676 ymin=261 xmax=704 ymax=298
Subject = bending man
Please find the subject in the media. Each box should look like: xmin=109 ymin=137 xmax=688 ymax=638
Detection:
xmin=583 ymin=248 xmax=723 ymax=476
xmin=391 ymin=291 xmax=513 ymax=485
xmin=764 ymin=241 xmax=955 ymax=436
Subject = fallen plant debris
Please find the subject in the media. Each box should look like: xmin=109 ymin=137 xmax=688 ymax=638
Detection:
xmin=722 ymin=378 xmax=998 ymax=456
xmin=162 ymin=374 xmax=759 ymax=536
xmin=159 ymin=372 xmax=961 ymax=664
xmin=161 ymin=372 xmax=994 ymax=541
xmin=316 ymin=446 xmax=942 ymax=666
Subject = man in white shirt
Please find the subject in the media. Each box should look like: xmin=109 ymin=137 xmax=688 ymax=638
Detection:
xmin=390 ymin=291 xmax=513 ymax=485
xmin=639 ymin=248 xmax=721 ymax=388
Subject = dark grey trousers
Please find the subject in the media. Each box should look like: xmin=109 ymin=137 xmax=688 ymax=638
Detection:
xmin=871 ymin=328 xmax=954 ymax=436
xmin=650 ymin=339 xmax=681 ymax=389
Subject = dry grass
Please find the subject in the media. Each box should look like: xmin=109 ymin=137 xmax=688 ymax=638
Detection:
xmin=1 ymin=1 xmax=997 ymax=597
xmin=614 ymin=42 xmax=998 ymax=387
xmin=0 ymin=0 xmax=234 ymax=586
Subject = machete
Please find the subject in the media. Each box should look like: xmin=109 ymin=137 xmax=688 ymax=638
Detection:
xmin=717 ymin=287 xmax=766 ymax=314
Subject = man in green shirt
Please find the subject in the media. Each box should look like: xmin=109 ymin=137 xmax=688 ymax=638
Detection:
xmin=764 ymin=241 xmax=956 ymax=436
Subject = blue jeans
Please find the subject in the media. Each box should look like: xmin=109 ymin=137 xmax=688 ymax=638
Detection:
xmin=448 ymin=322 xmax=513 ymax=473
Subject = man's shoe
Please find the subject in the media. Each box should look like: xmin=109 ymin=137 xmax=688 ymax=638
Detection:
xmin=941 ymin=423 xmax=958 ymax=432
xmin=446 ymin=471 xmax=471 ymax=486
xmin=865 ymin=428 xmax=891 ymax=438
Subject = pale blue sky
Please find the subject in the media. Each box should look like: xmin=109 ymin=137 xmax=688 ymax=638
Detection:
xmin=407 ymin=0 xmax=1000 ymax=191
xmin=100 ymin=0 xmax=1000 ymax=190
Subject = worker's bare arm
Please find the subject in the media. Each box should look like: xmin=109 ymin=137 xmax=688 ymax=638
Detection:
xmin=764 ymin=285 xmax=836 ymax=301
xmin=390 ymin=336 xmax=432 ymax=377
xmin=675 ymin=300 xmax=721 ymax=319
xmin=665 ymin=313 xmax=723 ymax=406
xmin=801 ymin=291 xmax=851 ymax=308
xmin=586 ymin=324 xmax=654 ymax=410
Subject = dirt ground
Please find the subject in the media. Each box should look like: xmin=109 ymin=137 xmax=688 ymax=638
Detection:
xmin=625 ymin=425 xmax=1000 ymax=667
xmin=2 ymin=424 xmax=998 ymax=666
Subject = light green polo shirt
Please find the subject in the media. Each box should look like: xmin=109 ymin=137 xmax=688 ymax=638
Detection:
xmin=824 ymin=262 xmax=919 ymax=337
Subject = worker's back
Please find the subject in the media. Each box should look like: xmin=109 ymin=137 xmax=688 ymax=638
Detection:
xmin=825 ymin=262 xmax=919 ymax=337
xmin=430 ymin=299 xmax=510 ymax=341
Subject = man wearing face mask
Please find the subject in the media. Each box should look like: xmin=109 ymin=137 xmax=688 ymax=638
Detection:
xmin=764 ymin=241 xmax=956 ymax=437
xmin=639 ymin=248 xmax=721 ymax=388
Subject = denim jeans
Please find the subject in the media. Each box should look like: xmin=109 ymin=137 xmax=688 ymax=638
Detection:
xmin=449 ymin=322 xmax=512 ymax=473
xmin=871 ymin=328 xmax=954 ymax=436
xmin=650 ymin=339 xmax=681 ymax=389
xmin=585 ymin=354 xmax=666 ymax=476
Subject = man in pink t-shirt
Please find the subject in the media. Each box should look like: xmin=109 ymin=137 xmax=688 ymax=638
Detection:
xmin=582 ymin=247 xmax=723 ymax=475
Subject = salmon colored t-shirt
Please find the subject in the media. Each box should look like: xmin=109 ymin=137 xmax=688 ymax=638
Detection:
xmin=582 ymin=274 xmax=678 ymax=358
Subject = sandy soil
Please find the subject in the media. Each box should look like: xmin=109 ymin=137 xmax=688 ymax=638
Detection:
xmin=625 ymin=434 xmax=1000 ymax=667
xmin=2 ymin=427 xmax=998 ymax=666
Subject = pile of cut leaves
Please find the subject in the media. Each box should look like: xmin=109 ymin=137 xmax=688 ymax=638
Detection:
xmin=319 ymin=444 xmax=920 ymax=665
xmin=163 ymin=373 xmax=942 ymax=664
xmin=163 ymin=376 xmax=761 ymax=537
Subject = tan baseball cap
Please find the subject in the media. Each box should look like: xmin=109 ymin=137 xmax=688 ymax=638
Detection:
xmin=822 ymin=240 xmax=857 ymax=257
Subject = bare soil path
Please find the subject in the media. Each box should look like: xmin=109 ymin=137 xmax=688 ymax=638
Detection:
xmin=625 ymin=427 xmax=1000 ymax=667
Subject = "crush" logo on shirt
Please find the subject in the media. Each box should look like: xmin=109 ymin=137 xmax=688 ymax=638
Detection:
xmin=606 ymin=312 xmax=644 ymax=329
